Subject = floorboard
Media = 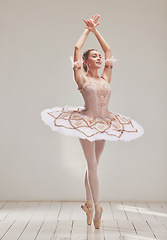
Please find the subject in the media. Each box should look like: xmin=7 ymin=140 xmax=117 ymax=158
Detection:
xmin=0 ymin=201 xmax=166 ymax=240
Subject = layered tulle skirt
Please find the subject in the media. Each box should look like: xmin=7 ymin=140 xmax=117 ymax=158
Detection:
xmin=40 ymin=106 xmax=144 ymax=142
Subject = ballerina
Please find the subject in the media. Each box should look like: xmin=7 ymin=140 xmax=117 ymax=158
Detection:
xmin=40 ymin=14 xmax=144 ymax=229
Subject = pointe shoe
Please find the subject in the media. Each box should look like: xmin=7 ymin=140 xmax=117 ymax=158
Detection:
xmin=93 ymin=202 xmax=103 ymax=229
xmin=81 ymin=200 xmax=94 ymax=225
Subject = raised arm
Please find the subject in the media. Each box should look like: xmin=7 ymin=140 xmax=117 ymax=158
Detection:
xmin=93 ymin=28 xmax=111 ymax=57
xmin=73 ymin=29 xmax=90 ymax=90
xmin=84 ymin=15 xmax=113 ymax=83
xmin=75 ymin=29 xmax=90 ymax=55
xmin=93 ymin=28 xmax=113 ymax=83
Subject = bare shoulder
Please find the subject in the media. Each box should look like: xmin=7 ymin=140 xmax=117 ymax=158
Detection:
xmin=101 ymin=49 xmax=113 ymax=84
xmin=73 ymin=67 xmax=88 ymax=90
xmin=100 ymin=74 xmax=111 ymax=84
xmin=73 ymin=47 xmax=88 ymax=90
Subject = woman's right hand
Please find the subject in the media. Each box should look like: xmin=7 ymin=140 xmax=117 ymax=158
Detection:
xmin=83 ymin=14 xmax=100 ymax=33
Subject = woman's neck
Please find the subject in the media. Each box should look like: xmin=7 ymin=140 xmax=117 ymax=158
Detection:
xmin=86 ymin=69 xmax=99 ymax=78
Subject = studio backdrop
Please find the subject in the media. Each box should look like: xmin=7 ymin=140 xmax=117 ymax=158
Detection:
xmin=0 ymin=0 xmax=166 ymax=201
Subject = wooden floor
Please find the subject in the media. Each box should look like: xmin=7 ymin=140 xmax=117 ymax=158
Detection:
xmin=0 ymin=201 xmax=167 ymax=240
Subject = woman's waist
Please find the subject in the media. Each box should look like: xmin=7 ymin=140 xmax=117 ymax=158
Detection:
xmin=79 ymin=107 xmax=110 ymax=119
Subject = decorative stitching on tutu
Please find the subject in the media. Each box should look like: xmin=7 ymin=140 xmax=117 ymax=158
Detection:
xmin=47 ymin=107 xmax=138 ymax=139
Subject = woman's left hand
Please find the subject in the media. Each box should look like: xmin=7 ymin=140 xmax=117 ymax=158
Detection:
xmin=83 ymin=14 xmax=100 ymax=33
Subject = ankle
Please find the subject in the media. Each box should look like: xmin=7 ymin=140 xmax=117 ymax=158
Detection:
xmin=86 ymin=200 xmax=93 ymax=207
xmin=94 ymin=201 xmax=102 ymax=210
xmin=94 ymin=201 xmax=101 ymax=206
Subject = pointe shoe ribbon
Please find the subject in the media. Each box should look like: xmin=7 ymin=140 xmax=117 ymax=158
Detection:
xmin=81 ymin=200 xmax=94 ymax=225
xmin=93 ymin=202 xmax=103 ymax=229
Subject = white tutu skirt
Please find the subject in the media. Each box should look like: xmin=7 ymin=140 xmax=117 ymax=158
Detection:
xmin=40 ymin=106 xmax=144 ymax=142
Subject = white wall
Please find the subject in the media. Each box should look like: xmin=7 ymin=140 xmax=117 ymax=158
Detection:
xmin=0 ymin=0 xmax=166 ymax=201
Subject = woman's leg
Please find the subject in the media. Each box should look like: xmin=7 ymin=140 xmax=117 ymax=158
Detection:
xmin=79 ymin=138 xmax=99 ymax=204
xmin=93 ymin=140 xmax=106 ymax=220
xmin=83 ymin=139 xmax=106 ymax=202
xmin=84 ymin=170 xmax=92 ymax=201
xmin=95 ymin=140 xmax=106 ymax=164
xmin=79 ymin=138 xmax=106 ymax=221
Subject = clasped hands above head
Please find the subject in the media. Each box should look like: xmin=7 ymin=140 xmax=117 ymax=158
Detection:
xmin=83 ymin=14 xmax=100 ymax=33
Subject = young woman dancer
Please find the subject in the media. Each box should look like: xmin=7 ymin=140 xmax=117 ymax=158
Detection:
xmin=41 ymin=14 xmax=144 ymax=229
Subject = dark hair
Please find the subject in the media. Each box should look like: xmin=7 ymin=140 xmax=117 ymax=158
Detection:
xmin=82 ymin=48 xmax=98 ymax=72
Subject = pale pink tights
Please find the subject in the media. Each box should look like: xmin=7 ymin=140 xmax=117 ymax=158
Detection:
xmin=79 ymin=138 xmax=105 ymax=220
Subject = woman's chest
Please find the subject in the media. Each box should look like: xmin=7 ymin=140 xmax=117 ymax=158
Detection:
xmin=82 ymin=79 xmax=110 ymax=91
xmin=81 ymin=81 xmax=111 ymax=106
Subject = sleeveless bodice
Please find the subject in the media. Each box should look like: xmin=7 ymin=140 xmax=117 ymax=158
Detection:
xmin=78 ymin=78 xmax=111 ymax=118
xmin=41 ymin=57 xmax=144 ymax=142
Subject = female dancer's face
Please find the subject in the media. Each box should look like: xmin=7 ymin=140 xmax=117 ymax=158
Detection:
xmin=86 ymin=50 xmax=102 ymax=70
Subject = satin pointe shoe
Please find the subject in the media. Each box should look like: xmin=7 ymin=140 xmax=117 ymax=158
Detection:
xmin=81 ymin=200 xmax=94 ymax=225
xmin=93 ymin=202 xmax=103 ymax=229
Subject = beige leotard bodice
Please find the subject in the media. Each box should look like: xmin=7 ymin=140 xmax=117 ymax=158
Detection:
xmin=78 ymin=77 xmax=111 ymax=119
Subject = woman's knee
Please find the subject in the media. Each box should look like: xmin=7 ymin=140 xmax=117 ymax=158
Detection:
xmin=87 ymin=159 xmax=98 ymax=170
